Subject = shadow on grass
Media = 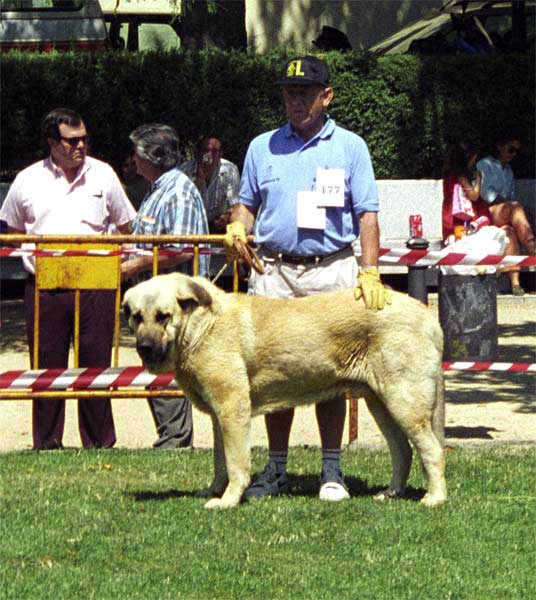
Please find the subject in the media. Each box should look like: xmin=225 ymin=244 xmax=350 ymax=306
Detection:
xmin=130 ymin=489 xmax=199 ymax=501
xmin=127 ymin=475 xmax=428 ymax=505
xmin=285 ymin=474 xmax=426 ymax=502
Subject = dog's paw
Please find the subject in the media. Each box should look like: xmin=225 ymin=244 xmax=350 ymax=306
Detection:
xmin=204 ymin=497 xmax=239 ymax=510
xmin=373 ymin=489 xmax=404 ymax=502
xmin=420 ymin=492 xmax=447 ymax=508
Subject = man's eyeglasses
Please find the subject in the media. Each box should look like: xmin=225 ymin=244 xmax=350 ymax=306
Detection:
xmin=506 ymin=145 xmax=520 ymax=155
xmin=60 ymin=135 xmax=90 ymax=147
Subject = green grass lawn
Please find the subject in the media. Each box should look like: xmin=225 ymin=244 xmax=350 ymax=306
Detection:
xmin=1 ymin=446 xmax=534 ymax=600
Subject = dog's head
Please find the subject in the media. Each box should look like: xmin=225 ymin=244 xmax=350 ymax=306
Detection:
xmin=122 ymin=273 xmax=213 ymax=373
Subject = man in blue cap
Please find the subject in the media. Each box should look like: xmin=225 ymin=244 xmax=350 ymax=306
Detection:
xmin=224 ymin=55 xmax=391 ymax=501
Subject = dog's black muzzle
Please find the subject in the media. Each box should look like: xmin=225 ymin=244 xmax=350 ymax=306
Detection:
xmin=136 ymin=338 xmax=168 ymax=366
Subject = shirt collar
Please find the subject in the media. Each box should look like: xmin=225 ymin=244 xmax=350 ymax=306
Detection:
xmin=152 ymin=166 xmax=180 ymax=191
xmin=45 ymin=155 xmax=90 ymax=182
xmin=284 ymin=115 xmax=335 ymax=142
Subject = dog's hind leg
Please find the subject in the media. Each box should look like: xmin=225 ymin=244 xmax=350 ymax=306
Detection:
xmin=406 ymin=426 xmax=447 ymax=507
xmin=377 ymin=382 xmax=447 ymax=507
xmin=364 ymin=393 xmax=413 ymax=501
xmin=204 ymin=395 xmax=252 ymax=510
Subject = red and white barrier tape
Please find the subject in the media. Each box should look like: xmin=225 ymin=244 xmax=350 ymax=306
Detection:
xmin=0 ymin=367 xmax=176 ymax=390
xmin=1 ymin=245 xmax=535 ymax=267
xmin=0 ymin=246 xmax=225 ymax=258
xmin=378 ymin=247 xmax=536 ymax=268
xmin=0 ymin=363 xmax=533 ymax=391
xmin=442 ymin=361 xmax=536 ymax=372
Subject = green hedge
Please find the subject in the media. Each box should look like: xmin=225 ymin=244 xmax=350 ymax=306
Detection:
xmin=1 ymin=49 xmax=534 ymax=179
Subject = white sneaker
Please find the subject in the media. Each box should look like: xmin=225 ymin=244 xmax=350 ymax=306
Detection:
xmin=319 ymin=480 xmax=350 ymax=502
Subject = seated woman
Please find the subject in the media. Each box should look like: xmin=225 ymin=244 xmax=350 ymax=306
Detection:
xmin=477 ymin=128 xmax=535 ymax=243
xmin=443 ymin=140 xmax=525 ymax=295
xmin=477 ymin=129 xmax=535 ymax=294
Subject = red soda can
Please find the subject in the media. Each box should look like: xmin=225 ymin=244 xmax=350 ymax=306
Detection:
xmin=409 ymin=214 xmax=423 ymax=238
xmin=467 ymin=215 xmax=490 ymax=235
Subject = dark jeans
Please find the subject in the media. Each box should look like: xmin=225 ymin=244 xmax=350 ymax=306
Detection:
xmin=25 ymin=282 xmax=117 ymax=449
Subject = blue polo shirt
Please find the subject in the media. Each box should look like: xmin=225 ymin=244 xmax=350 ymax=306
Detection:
xmin=239 ymin=117 xmax=378 ymax=256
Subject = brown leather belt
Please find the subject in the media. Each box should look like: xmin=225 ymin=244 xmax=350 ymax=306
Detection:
xmin=263 ymin=245 xmax=352 ymax=266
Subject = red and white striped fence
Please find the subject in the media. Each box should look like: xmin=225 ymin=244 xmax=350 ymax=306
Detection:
xmin=1 ymin=245 xmax=535 ymax=268
xmin=0 ymin=363 xmax=533 ymax=392
xmin=0 ymin=367 xmax=176 ymax=391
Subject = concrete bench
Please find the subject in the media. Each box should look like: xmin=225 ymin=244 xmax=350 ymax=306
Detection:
xmin=374 ymin=179 xmax=536 ymax=274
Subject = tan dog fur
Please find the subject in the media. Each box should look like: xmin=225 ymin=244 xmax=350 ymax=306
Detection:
xmin=123 ymin=273 xmax=447 ymax=509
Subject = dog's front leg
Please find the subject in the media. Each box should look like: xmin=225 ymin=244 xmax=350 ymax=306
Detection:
xmin=204 ymin=397 xmax=252 ymax=509
xmin=194 ymin=411 xmax=229 ymax=499
xmin=208 ymin=411 xmax=229 ymax=496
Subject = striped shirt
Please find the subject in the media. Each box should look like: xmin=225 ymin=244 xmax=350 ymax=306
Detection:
xmin=179 ymin=157 xmax=240 ymax=223
xmin=131 ymin=167 xmax=209 ymax=277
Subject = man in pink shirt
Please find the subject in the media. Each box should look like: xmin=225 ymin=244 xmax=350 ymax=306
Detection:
xmin=0 ymin=108 xmax=136 ymax=450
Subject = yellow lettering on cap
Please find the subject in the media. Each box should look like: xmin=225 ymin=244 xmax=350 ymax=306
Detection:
xmin=287 ymin=60 xmax=305 ymax=77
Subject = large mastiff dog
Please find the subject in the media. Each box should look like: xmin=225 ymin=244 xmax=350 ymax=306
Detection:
xmin=123 ymin=273 xmax=447 ymax=509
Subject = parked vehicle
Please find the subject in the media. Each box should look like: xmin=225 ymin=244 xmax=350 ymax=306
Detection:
xmin=99 ymin=0 xmax=181 ymax=51
xmin=369 ymin=0 xmax=535 ymax=55
xmin=0 ymin=0 xmax=108 ymax=52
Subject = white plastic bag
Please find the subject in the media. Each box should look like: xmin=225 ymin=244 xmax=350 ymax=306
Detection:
xmin=441 ymin=226 xmax=508 ymax=275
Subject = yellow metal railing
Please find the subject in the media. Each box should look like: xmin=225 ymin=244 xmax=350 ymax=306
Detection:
xmin=0 ymin=234 xmax=237 ymax=401
xmin=0 ymin=233 xmax=359 ymax=444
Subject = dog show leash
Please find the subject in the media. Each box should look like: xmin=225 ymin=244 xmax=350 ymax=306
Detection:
xmin=210 ymin=238 xmax=265 ymax=285
xmin=232 ymin=238 xmax=265 ymax=275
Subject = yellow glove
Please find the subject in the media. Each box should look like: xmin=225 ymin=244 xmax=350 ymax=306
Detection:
xmin=223 ymin=221 xmax=247 ymax=262
xmin=354 ymin=267 xmax=392 ymax=311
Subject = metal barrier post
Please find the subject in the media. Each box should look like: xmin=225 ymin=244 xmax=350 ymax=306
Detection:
xmin=193 ymin=244 xmax=199 ymax=276
xmin=348 ymin=392 xmax=358 ymax=446
xmin=406 ymin=236 xmax=430 ymax=305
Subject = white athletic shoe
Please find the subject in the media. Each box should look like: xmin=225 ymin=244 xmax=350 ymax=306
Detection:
xmin=319 ymin=480 xmax=350 ymax=502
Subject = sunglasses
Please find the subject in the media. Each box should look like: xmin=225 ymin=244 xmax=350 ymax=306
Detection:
xmin=506 ymin=145 xmax=520 ymax=155
xmin=60 ymin=135 xmax=90 ymax=147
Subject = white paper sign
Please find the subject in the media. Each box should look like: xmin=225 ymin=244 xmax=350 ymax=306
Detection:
xmin=296 ymin=191 xmax=326 ymax=229
xmin=316 ymin=168 xmax=345 ymax=207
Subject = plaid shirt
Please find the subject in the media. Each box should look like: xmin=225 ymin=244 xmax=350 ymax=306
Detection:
xmin=131 ymin=167 xmax=209 ymax=277
xmin=179 ymin=157 xmax=240 ymax=223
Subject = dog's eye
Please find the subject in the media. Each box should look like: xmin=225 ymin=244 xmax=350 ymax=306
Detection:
xmin=132 ymin=312 xmax=143 ymax=325
xmin=155 ymin=311 xmax=171 ymax=325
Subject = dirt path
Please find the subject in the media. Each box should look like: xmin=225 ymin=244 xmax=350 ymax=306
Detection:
xmin=1 ymin=295 xmax=535 ymax=452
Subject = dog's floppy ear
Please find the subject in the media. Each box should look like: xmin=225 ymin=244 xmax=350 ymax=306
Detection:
xmin=176 ymin=280 xmax=213 ymax=313
xmin=122 ymin=300 xmax=132 ymax=320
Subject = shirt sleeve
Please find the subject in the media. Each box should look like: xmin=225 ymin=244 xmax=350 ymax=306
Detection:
xmin=225 ymin=162 xmax=241 ymax=208
xmin=0 ymin=177 xmax=25 ymax=231
xmin=238 ymin=141 xmax=260 ymax=209
xmin=349 ymin=136 xmax=379 ymax=215
xmin=105 ymin=168 xmax=137 ymax=225
xmin=477 ymin=159 xmax=498 ymax=204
